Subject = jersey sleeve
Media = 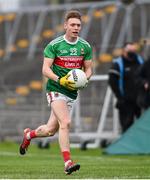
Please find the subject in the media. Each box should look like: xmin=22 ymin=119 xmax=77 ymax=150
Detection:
xmin=84 ymin=44 xmax=92 ymax=60
xmin=44 ymin=43 xmax=56 ymax=59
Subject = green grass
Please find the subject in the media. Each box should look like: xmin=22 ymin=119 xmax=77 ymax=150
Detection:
xmin=0 ymin=141 xmax=150 ymax=179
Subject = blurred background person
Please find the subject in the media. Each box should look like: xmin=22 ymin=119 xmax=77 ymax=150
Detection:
xmin=136 ymin=57 xmax=150 ymax=110
xmin=108 ymin=42 xmax=144 ymax=133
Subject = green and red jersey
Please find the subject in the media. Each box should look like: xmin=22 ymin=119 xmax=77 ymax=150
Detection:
xmin=44 ymin=35 xmax=92 ymax=99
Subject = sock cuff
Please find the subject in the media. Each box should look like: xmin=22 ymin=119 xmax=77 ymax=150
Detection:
xmin=62 ymin=151 xmax=71 ymax=163
xmin=65 ymin=160 xmax=72 ymax=167
xmin=26 ymin=130 xmax=36 ymax=140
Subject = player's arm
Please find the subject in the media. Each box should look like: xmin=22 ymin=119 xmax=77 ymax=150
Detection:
xmin=42 ymin=57 xmax=76 ymax=90
xmin=83 ymin=60 xmax=93 ymax=80
xmin=42 ymin=57 xmax=59 ymax=82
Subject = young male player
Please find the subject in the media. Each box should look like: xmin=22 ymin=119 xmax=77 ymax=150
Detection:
xmin=19 ymin=10 xmax=92 ymax=175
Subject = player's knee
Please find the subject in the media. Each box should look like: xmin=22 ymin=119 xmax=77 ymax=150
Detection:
xmin=60 ymin=120 xmax=71 ymax=130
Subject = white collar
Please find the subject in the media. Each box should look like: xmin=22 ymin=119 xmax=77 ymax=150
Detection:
xmin=63 ymin=35 xmax=79 ymax=45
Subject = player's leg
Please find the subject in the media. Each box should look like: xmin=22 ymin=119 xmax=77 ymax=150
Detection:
xmin=35 ymin=110 xmax=59 ymax=137
xmin=19 ymin=110 xmax=59 ymax=155
xmin=51 ymin=99 xmax=80 ymax=174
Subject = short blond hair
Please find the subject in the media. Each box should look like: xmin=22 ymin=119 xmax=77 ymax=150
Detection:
xmin=64 ymin=10 xmax=81 ymax=22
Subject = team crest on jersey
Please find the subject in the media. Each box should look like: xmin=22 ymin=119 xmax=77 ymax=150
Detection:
xmin=81 ymin=48 xmax=84 ymax=55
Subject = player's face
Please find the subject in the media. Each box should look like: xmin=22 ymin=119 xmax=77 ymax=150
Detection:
xmin=64 ymin=18 xmax=81 ymax=40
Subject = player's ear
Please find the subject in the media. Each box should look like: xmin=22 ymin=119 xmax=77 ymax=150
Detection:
xmin=64 ymin=22 xmax=67 ymax=30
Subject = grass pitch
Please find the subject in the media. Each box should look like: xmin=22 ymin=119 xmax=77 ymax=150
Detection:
xmin=0 ymin=141 xmax=150 ymax=179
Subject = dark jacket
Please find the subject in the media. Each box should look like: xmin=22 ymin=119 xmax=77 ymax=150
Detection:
xmin=108 ymin=55 xmax=143 ymax=106
xmin=136 ymin=58 xmax=150 ymax=89
xmin=136 ymin=58 xmax=150 ymax=108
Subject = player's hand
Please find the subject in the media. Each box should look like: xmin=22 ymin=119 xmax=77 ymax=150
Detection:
xmin=59 ymin=74 xmax=77 ymax=91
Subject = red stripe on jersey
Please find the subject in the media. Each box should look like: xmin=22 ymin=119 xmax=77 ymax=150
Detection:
xmin=54 ymin=56 xmax=84 ymax=68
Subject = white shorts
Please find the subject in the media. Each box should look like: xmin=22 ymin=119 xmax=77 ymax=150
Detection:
xmin=46 ymin=92 xmax=75 ymax=110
